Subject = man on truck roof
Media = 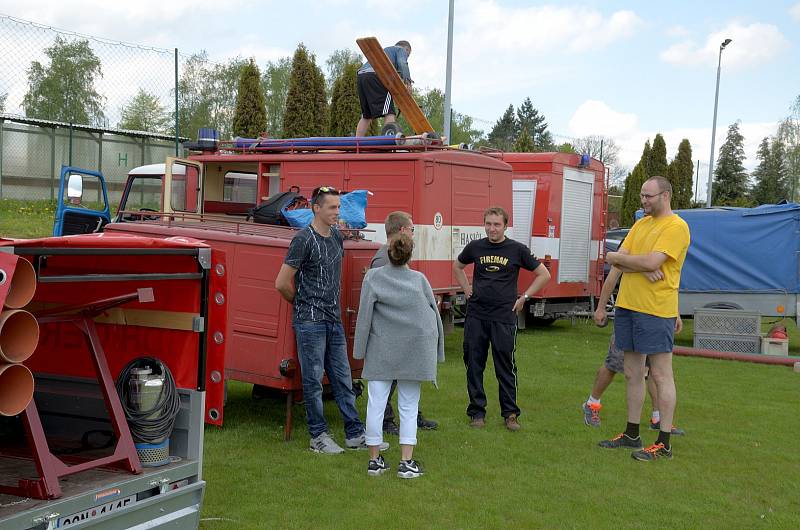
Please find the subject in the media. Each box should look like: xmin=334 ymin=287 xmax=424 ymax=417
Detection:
xmin=276 ymin=186 xmax=387 ymax=454
xmin=355 ymin=40 xmax=412 ymax=137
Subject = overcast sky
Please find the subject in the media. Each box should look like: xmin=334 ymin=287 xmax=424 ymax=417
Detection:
xmin=1 ymin=0 xmax=798 ymax=199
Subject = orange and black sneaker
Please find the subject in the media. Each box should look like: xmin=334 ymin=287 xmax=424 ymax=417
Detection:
xmin=598 ymin=433 xmax=642 ymax=449
xmin=632 ymin=442 xmax=673 ymax=461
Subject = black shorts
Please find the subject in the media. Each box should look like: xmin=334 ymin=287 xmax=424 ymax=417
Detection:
xmin=357 ymin=72 xmax=395 ymax=119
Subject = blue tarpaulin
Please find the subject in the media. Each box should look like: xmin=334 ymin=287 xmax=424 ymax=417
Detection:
xmin=676 ymin=203 xmax=800 ymax=293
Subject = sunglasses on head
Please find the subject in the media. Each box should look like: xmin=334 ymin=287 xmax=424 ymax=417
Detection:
xmin=311 ymin=186 xmax=340 ymax=204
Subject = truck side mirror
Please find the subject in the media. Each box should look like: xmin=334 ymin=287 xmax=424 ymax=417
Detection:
xmin=67 ymin=174 xmax=83 ymax=202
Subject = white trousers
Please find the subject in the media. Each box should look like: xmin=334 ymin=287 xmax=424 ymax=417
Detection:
xmin=365 ymin=380 xmax=421 ymax=446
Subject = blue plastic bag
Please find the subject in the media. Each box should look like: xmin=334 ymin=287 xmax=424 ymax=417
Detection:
xmin=282 ymin=207 xmax=313 ymax=228
xmin=282 ymin=190 xmax=369 ymax=229
xmin=339 ymin=190 xmax=368 ymax=229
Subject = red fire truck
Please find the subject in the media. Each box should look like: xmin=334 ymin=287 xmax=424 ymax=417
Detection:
xmin=54 ymin=140 xmax=605 ymax=434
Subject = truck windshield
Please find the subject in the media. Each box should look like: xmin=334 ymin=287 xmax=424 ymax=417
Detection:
xmin=121 ymin=175 xmax=162 ymax=215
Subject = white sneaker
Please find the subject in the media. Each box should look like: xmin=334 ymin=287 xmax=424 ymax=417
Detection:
xmin=367 ymin=455 xmax=390 ymax=476
xmin=345 ymin=433 xmax=389 ymax=451
xmin=309 ymin=432 xmax=344 ymax=454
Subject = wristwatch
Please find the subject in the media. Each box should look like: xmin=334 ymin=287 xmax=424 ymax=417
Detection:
xmin=523 ymin=294 xmax=530 ymax=301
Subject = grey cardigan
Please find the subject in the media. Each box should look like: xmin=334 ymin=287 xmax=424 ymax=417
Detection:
xmin=353 ymin=265 xmax=445 ymax=382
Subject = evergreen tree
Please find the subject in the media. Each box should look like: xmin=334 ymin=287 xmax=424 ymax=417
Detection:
xmin=557 ymin=142 xmax=577 ymax=153
xmin=23 ymin=36 xmax=105 ymax=125
xmin=750 ymin=137 xmax=773 ymax=205
xmin=516 ymin=97 xmax=553 ymax=151
xmin=328 ymin=60 xmax=361 ymax=136
xmin=487 ymin=104 xmax=516 ymax=151
xmin=283 ymin=44 xmax=320 ymax=138
xmin=513 ymin=128 xmax=535 ymax=152
xmin=712 ymin=121 xmax=749 ymax=206
xmin=648 ymin=133 xmax=669 ymax=177
xmin=261 ymin=57 xmax=292 ymax=137
xmin=232 ymin=59 xmax=267 ymax=138
xmin=312 ymin=58 xmax=329 ymax=136
xmin=0 ymin=92 xmax=6 ymax=113
xmin=752 ymin=136 xmax=790 ymax=204
xmin=668 ymin=139 xmax=694 ymax=209
xmin=621 ymin=141 xmax=651 ymax=225
xmin=118 ymin=89 xmax=170 ymax=133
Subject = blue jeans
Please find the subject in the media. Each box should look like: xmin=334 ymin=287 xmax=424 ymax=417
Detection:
xmin=294 ymin=320 xmax=364 ymax=439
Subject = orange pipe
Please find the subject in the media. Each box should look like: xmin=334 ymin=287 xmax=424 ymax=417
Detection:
xmin=3 ymin=257 xmax=36 ymax=309
xmin=0 ymin=363 xmax=34 ymax=416
xmin=0 ymin=309 xmax=40 ymax=363
xmin=673 ymin=346 xmax=797 ymax=366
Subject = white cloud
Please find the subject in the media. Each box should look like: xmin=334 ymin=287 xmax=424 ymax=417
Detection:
xmin=568 ymin=100 xmax=639 ymax=139
xmin=791 ymin=3 xmax=800 ymax=22
xmin=665 ymin=25 xmax=690 ymax=38
xmin=660 ymin=22 xmax=789 ymax=70
xmin=455 ymin=1 xmax=642 ymax=55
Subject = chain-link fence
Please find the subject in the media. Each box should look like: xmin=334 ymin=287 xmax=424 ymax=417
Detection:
xmin=0 ymin=14 xmax=184 ymax=204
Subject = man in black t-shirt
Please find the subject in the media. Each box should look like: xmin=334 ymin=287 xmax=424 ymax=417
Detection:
xmin=453 ymin=206 xmax=551 ymax=431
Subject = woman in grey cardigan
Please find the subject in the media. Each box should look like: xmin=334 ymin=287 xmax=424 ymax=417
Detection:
xmin=354 ymin=234 xmax=444 ymax=478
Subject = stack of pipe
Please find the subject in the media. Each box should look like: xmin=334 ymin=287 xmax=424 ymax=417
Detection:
xmin=0 ymin=257 xmax=38 ymax=416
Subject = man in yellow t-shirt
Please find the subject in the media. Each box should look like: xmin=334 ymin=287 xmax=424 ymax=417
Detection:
xmin=598 ymin=176 xmax=690 ymax=462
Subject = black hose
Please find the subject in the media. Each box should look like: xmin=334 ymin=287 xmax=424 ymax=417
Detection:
xmin=115 ymin=358 xmax=181 ymax=445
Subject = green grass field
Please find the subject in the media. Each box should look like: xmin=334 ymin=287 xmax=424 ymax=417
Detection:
xmin=200 ymin=322 xmax=799 ymax=529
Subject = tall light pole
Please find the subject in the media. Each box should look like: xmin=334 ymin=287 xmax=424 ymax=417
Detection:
xmin=706 ymin=38 xmax=732 ymax=207
xmin=443 ymin=0 xmax=454 ymax=143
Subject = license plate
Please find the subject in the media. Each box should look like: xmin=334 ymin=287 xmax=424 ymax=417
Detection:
xmin=57 ymin=495 xmax=136 ymax=527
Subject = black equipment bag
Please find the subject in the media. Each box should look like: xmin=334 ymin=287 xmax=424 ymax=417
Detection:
xmin=248 ymin=186 xmax=307 ymax=225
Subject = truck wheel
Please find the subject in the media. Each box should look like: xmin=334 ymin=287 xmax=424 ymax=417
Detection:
xmin=528 ymin=316 xmax=556 ymax=327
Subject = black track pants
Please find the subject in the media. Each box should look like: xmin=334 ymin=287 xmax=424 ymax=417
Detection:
xmin=463 ymin=315 xmax=520 ymax=419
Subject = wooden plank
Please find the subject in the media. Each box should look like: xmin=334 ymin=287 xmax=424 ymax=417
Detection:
xmin=356 ymin=37 xmax=435 ymax=135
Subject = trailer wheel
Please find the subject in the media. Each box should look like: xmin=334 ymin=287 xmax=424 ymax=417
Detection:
xmin=703 ymin=302 xmax=743 ymax=310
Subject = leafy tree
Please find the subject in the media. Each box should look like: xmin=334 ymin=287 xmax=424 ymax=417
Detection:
xmin=712 ymin=121 xmax=749 ymax=206
xmin=668 ymin=139 xmax=694 ymax=209
xmin=282 ymin=44 xmax=328 ymax=138
xmin=415 ymin=88 xmax=483 ymax=145
xmin=118 ymin=89 xmax=170 ymax=133
xmin=0 ymin=92 xmax=6 ymax=113
xmin=23 ymin=36 xmax=104 ymax=125
xmin=573 ymin=135 xmax=627 ymax=186
xmin=325 ymin=49 xmax=362 ymax=95
xmin=261 ymin=57 xmax=292 ymax=138
xmin=487 ymin=105 xmax=516 ymax=151
xmin=232 ymin=59 xmax=267 ymax=138
xmin=621 ymin=141 xmax=650 ymax=226
xmin=328 ymin=60 xmax=361 ymax=136
xmin=513 ymin=128 xmax=534 ymax=152
xmin=777 ymin=95 xmax=800 ymax=202
xmin=516 ymin=97 xmax=553 ymax=151
xmin=177 ymin=53 xmax=247 ymax=140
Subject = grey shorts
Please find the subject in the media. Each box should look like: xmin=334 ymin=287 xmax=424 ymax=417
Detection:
xmin=604 ymin=331 xmax=651 ymax=374
xmin=604 ymin=332 xmax=624 ymax=373
xmin=614 ymin=307 xmax=676 ymax=355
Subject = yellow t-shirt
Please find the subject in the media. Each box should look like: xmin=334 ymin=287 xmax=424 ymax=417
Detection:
xmin=616 ymin=214 xmax=690 ymax=318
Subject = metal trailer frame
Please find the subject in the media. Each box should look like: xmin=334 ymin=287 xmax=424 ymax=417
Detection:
xmin=679 ymin=291 xmax=799 ymax=327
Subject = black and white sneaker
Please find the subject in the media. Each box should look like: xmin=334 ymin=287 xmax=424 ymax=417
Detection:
xmin=397 ymin=459 xmax=424 ymax=479
xmin=367 ymin=455 xmax=389 ymax=476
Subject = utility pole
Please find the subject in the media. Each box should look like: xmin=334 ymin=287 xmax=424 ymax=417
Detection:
xmin=443 ymin=0 xmax=454 ymax=142
xmin=706 ymin=38 xmax=732 ymax=207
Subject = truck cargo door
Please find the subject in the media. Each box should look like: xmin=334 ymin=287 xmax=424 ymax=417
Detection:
xmin=511 ymin=180 xmax=536 ymax=246
xmin=559 ymin=168 xmax=594 ymax=283
xmin=163 ymin=158 xmax=203 ymax=215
